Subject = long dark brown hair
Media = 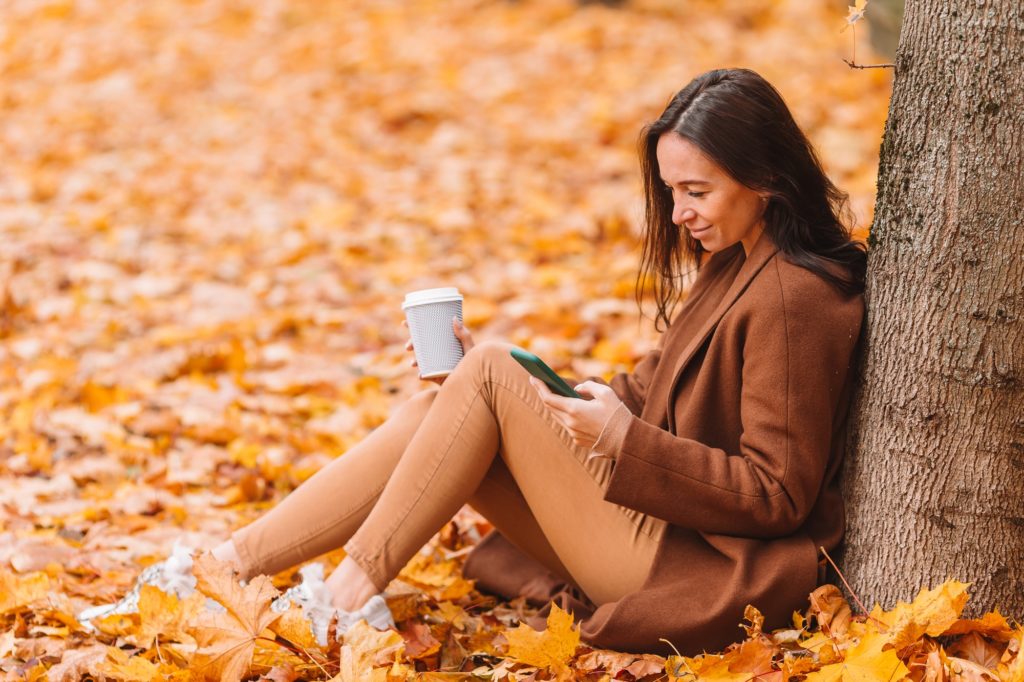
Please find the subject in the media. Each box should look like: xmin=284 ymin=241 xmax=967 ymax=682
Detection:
xmin=636 ymin=68 xmax=867 ymax=332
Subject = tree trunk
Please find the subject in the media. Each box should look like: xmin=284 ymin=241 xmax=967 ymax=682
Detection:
xmin=841 ymin=1 xmax=1024 ymax=616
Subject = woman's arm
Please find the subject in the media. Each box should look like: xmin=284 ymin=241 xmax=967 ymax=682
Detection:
xmin=595 ymin=275 xmax=863 ymax=538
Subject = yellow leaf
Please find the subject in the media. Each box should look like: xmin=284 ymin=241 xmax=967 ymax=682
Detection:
xmin=187 ymin=554 xmax=283 ymax=682
xmin=268 ymin=603 xmax=321 ymax=651
xmin=666 ymin=652 xmax=751 ymax=682
xmin=506 ymin=603 xmax=580 ymax=673
xmin=98 ymin=647 xmax=170 ymax=681
xmin=805 ymin=631 xmax=909 ymax=682
xmin=997 ymin=626 xmax=1024 ymax=681
xmin=885 ymin=581 xmax=970 ymax=650
xmin=332 ymin=620 xmax=407 ymax=682
xmin=944 ymin=609 xmax=1012 ymax=641
xmin=132 ymin=585 xmax=203 ymax=648
xmin=0 ymin=569 xmax=50 ymax=615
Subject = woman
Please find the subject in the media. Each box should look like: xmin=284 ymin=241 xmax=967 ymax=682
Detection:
xmin=84 ymin=68 xmax=866 ymax=655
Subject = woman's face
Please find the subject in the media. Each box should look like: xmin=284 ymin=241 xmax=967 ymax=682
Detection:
xmin=656 ymin=132 xmax=768 ymax=255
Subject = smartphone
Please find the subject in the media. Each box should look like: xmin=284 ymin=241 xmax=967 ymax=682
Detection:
xmin=510 ymin=348 xmax=582 ymax=399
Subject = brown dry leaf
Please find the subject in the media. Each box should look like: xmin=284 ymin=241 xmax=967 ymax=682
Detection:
xmin=506 ymin=603 xmax=581 ymax=674
xmin=188 ymin=554 xmax=283 ymax=682
xmin=947 ymin=632 xmax=1005 ymax=672
xmin=576 ymin=649 xmax=664 ymax=677
xmin=398 ymin=620 xmax=442 ymax=661
xmin=45 ymin=643 xmax=111 ymax=682
xmin=726 ymin=637 xmax=777 ymax=677
xmin=943 ymin=649 xmax=999 ymax=682
xmin=808 ymin=584 xmax=853 ymax=639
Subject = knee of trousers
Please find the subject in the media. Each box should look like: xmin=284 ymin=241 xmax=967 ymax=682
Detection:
xmin=408 ymin=385 xmax=441 ymax=407
xmin=459 ymin=340 xmax=520 ymax=383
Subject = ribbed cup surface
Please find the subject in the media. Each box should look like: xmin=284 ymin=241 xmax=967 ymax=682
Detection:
xmin=405 ymin=299 xmax=464 ymax=378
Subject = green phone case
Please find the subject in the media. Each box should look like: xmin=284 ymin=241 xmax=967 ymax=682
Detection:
xmin=509 ymin=348 xmax=582 ymax=399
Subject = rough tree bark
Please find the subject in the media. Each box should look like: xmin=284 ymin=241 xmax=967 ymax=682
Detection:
xmin=841 ymin=1 xmax=1024 ymax=615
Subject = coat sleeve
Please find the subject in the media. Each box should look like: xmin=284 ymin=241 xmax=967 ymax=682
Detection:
xmin=597 ymin=273 xmax=863 ymax=537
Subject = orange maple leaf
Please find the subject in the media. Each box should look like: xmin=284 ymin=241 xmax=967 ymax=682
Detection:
xmin=506 ymin=602 xmax=580 ymax=674
xmin=187 ymin=554 xmax=283 ymax=682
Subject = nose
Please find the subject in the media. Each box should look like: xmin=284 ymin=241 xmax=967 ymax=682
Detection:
xmin=672 ymin=202 xmax=697 ymax=228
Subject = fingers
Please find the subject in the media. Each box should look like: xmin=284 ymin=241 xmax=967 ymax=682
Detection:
xmin=453 ymin=317 xmax=469 ymax=337
xmin=573 ymin=381 xmax=611 ymax=400
xmin=528 ymin=377 xmax=575 ymax=414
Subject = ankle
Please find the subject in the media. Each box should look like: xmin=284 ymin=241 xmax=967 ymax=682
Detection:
xmin=326 ymin=557 xmax=380 ymax=611
xmin=211 ymin=539 xmax=244 ymax=575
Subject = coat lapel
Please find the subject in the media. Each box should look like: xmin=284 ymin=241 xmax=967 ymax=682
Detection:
xmin=662 ymin=233 xmax=779 ymax=430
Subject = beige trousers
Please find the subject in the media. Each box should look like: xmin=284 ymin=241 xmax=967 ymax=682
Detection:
xmin=231 ymin=341 xmax=664 ymax=606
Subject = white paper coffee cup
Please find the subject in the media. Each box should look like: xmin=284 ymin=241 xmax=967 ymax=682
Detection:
xmin=402 ymin=287 xmax=464 ymax=379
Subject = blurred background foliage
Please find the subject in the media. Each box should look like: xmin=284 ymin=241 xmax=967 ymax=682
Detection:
xmin=0 ymin=1 xmax=895 ymax=676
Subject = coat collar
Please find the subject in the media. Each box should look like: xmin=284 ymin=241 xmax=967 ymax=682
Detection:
xmin=664 ymin=231 xmax=780 ymax=414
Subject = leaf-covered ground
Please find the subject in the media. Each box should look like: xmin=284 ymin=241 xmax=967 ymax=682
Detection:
xmin=6 ymin=0 xmax=1019 ymax=680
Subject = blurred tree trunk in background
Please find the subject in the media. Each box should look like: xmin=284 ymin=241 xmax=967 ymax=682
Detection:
xmin=842 ymin=1 xmax=1024 ymax=615
xmin=867 ymin=0 xmax=904 ymax=59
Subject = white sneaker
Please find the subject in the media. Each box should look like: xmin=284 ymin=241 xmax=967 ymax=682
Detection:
xmin=270 ymin=563 xmax=337 ymax=647
xmin=77 ymin=541 xmax=206 ymax=628
xmin=335 ymin=594 xmax=395 ymax=639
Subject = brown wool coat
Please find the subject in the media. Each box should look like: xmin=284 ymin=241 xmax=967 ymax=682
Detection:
xmin=461 ymin=231 xmax=865 ymax=655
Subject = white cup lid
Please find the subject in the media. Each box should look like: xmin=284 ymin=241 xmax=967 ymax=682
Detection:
xmin=402 ymin=287 xmax=463 ymax=309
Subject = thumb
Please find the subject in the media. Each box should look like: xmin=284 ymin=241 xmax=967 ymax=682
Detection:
xmin=574 ymin=380 xmax=609 ymax=396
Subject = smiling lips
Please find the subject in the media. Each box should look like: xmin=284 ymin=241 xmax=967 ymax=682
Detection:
xmin=688 ymin=225 xmax=713 ymax=237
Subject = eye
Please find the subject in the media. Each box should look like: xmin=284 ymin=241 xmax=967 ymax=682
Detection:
xmin=688 ymin=191 xmax=707 ymax=199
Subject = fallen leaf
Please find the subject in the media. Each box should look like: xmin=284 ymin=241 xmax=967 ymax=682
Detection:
xmin=0 ymin=569 xmax=50 ymax=615
xmin=188 ymin=554 xmax=283 ymax=682
xmin=805 ymin=630 xmax=909 ymax=682
xmin=886 ymin=581 xmax=971 ymax=651
xmin=808 ymin=584 xmax=853 ymax=639
xmin=334 ymin=620 xmax=407 ymax=681
xmin=506 ymin=603 xmax=581 ymax=674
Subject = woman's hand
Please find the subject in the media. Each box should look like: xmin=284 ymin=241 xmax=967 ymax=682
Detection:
xmin=529 ymin=378 xmax=624 ymax=449
xmin=403 ymin=317 xmax=476 ymax=385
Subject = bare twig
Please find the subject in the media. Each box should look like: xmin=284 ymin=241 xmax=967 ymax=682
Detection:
xmin=844 ymin=19 xmax=895 ymax=70
xmin=843 ymin=58 xmax=896 ymax=69
xmin=819 ymin=546 xmax=889 ymax=630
